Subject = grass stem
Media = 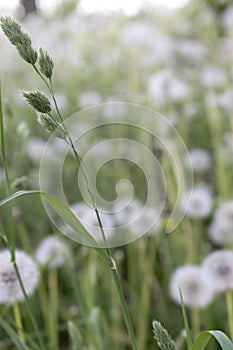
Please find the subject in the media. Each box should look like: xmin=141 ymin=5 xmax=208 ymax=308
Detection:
xmin=226 ymin=290 xmax=233 ymax=341
xmin=13 ymin=302 xmax=25 ymax=344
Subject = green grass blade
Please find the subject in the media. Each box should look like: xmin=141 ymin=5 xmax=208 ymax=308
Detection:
xmin=0 ymin=190 xmax=109 ymax=264
xmin=67 ymin=321 xmax=87 ymax=350
xmin=192 ymin=330 xmax=233 ymax=350
xmin=179 ymin=287 xmax=193 ymax=350
xmin=0 ymin=319 xmax=30 ymax=350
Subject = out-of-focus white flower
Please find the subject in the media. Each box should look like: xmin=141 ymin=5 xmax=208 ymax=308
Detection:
xmin=114 ymin=199 xmax=161 ymax=236
xmin=186 ymin=148 xmax=211 ymax=173
xmin=35 ymin=236 xmax=68 ymax=269
xmin=225 ymin=132 xmax=233 ymax=150
xmin=218 ymin=89 xmax=233 ymax=114
xmin=202 ymin=250 xmax=233 ymax=292
xmin=183 ymin=103 xmax=198 ymax=120
xmin=180 ymin=187 xmax=213 ymax=219
xmin=25 ymin=137 xmax=52 ymax=164
xmin=121 ymin=21 xmax=156 ymax=47
xmin=149 ymin=69 xmax=190 ymax=106
xmin=208 ymin=219 xmax=233 ymax=245
xmin=222 ymin=6 xmax=233 ymax=28
xmin=215 ymin=201 xmax=233 ymax=227
xmin=129 ymin=207 xmax=161 ymax=236
xmin=79 ymin=91 xmax=102 ymax=108
xmin=114 ymin=198 xmax=142 ymax=225
xmin=0 ymin=250 xmax=39 ymax=305
xmin=170 ymin=265 xmax=215 ymax=308
xmin=215 ymin=200 xmax=233 ymax=226
xmin=176 ymin=40 xmax=206 ymax=62
xmin=69 ymin=203 xmax=115 ymax=244
xmin=16 ymin=121 xmax=30 ymax=139
xmin=201 ymin=66 xmax=226 ymax=89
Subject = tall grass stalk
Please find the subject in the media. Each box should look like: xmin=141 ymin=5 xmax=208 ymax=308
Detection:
xmin=0 ymin=78 xmax=45 ymax=349
xmin=48 ymin=267 xmax=59 ymax=350
xmin=32 ymin=59 xmax=138 ymax=350
xmin=13 ymin=302 xmax=25 ymax=343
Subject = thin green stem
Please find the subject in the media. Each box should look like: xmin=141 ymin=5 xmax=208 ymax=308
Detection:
xmin=48 ymin=268 xmax=59 ymax=350
xmin=13 ymin=303 xmax=25 ymax=344
xmin=0 ymin=77 xmax=15 ymax=260
xmin=110 ymin=259 xmax=138 ymax=350
xmin=191 ymin=307 xmax=200 ymax=340
xmin=226 ymin=290 xmax=233 ymax=341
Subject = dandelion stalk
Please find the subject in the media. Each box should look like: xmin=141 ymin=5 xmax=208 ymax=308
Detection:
xmin=226 ymin=290 xmax=233 ymax=341
xmin=191 ymin=307 xmax=200 ymax=340
xmin=13 ymin=302 xmax=25 ymax=343
xmin=48 ymin=267 xmax=59 ymax=350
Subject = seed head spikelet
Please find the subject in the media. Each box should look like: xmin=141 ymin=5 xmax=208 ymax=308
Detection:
xmin=23 ymin=90 xmax=51 ymax=114
xmin=152 ymin=320 xmax=176 ymax=350
xmin=39 ymin=48 xmax=54 ymax=78
xmin=37 ymin=113 xmax=67 ymax=139
xmin=0 ymin=16 xmax=37 ymax=64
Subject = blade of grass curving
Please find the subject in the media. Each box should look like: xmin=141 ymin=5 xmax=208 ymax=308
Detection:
xmin=0 ymin=319 xmax=30 ymax=350
xmin=191 ymin=330 xmax=233 ymax=350
xmin=179 ymin=287 xmax=193 ymax=350
xmin=0 ymin=190 xmax=109 ymax=264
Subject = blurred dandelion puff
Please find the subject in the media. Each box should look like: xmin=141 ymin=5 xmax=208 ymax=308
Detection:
xmin=0 ymin=250 xmax=39 ymax=305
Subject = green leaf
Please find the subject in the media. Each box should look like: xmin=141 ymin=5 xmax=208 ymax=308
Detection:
xmin=0 ymin=190 xmax=109 ymax=265
xmin=0 ymin=319 xmax=29 ymax=350
xmin=192 ymin=330 xmax=233 ymax=350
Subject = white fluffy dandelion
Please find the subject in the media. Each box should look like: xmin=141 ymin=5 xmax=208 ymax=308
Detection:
xmin=0 ymin=250 xmax=39 ymax=305
xmin=186 ymin=148 xmax=211 ymax=173
xmin=35 ymin=236 xmax=68 ymax=269
xmin=170 ymin=265 xmax=215 ymax=308
xmin=215 ymin=201 xmax=233 ymax=227
xmin=180 ymin=187 xmax=213 ymax=219
xmin=202 ymin=250 xmax=233 ymax=292
xmin=149 ymin=69 xmax=190 ymax=106
xmin=208 ymin=220 xmax=233 ymax=245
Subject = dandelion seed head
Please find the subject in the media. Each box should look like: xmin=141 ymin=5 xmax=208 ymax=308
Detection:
xmin=0 ymin=250 xmax=39 ymax=305
xmin=180 ymin=187 xmax=213 ymax=219
xmin=170 ymin=265 xmax=214 ymax=308
xmin=149 ymin=69 xmax=190 ymax=106
xmin=186 ymin=148 xmax=211 ymax=173
xmin=203 ymin=250 xmax=233 ymax=292
xmin=35 ymin=236 xmax=68 ymax=269
xmin=208 ymin=219 xmax=233 ymax=245
xmin=215 ymin=201 xmax=233 ymax=227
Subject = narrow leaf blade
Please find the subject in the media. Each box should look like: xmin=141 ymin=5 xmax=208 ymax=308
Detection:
xmin=192 ymin=330 xmax=233 ymax=350
xmin=0 ymin=190 xmax=109 ymax=264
